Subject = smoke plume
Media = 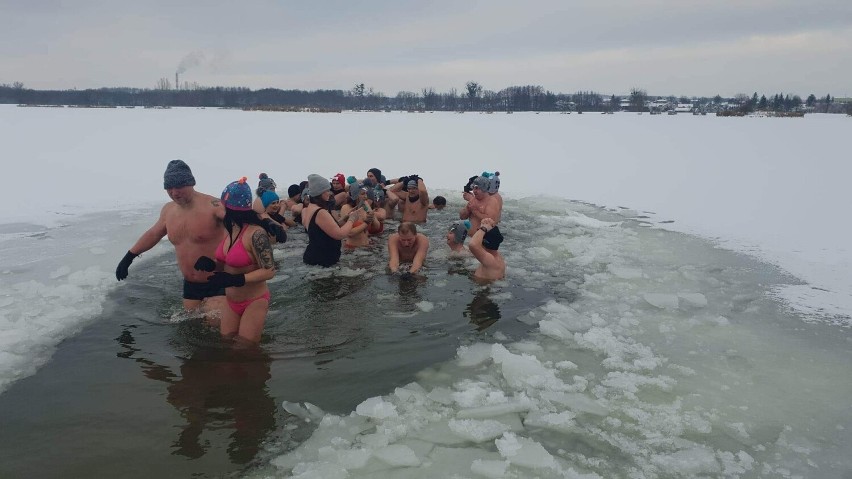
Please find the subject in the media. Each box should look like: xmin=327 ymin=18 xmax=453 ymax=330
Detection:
xmin=176 ymin=51 xmax=206 ymax=74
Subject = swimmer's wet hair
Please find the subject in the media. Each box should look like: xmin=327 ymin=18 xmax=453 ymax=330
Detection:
xmin=398 ymin=222 xmax=417 ymax=235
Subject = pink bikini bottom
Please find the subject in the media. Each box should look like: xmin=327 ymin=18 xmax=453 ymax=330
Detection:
xmin=227 ymin=291 xmax=271 ymax=316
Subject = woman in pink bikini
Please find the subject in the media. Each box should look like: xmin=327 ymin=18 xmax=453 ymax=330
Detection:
xmin=195 ymin=177 xmax=276 ymax=345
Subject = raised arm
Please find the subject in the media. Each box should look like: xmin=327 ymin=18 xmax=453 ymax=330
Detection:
xmin=468 ymin=225 xmax=498 ymax=268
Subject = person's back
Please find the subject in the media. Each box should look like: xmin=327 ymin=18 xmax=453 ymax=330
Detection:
xmin=303 ymin=206 xmax=342 ymax=266
xmin=301 ymin=174 xmax=359 ymax=266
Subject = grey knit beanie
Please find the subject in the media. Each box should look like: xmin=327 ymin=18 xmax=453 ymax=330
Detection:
xmin=163 ymin=160 xmax=196 ymax=189
xmin=307 ymin=174 xmax=331 ymax=197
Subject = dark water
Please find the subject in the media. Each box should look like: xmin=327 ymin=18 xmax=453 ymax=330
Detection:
xmin=0 ymin=213 xmax=550 ymax=478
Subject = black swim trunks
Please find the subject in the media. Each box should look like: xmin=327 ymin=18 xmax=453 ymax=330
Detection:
xmin=182 ymin=279 xmax=226 ymax=300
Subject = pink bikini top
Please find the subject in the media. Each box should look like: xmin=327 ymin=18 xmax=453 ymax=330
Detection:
xmin=215 ymin=227 xmax=254 ymax=268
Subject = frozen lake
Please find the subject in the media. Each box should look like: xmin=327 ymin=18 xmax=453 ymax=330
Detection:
xmin=0 ymin=106 xmax=850 ymax=477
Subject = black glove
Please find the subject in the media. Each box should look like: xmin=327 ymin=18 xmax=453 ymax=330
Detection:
xmin=408 ymin=174 xmax=420 ymax=184
xmin=115 ymin=251 xmax=138 ymax=281
xmin=194 ymin=256 xmax=216 ymax=272
xmin=261 ymin=218 xmax=287 ymax=243
xmin=206 ymin=271 xmax=246 ymax=289
xmin=398 ymin=176 xmax=410 ymax=191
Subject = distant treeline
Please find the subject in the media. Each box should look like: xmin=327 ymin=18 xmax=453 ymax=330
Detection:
xmin=0 ymin=81 xmax=848 ymax=114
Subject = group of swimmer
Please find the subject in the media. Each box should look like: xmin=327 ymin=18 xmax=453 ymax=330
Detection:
xmin=115 ymin=160 xmax=506 ymax=347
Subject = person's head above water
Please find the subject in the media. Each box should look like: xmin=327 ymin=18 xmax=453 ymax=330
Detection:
xmin=261 ymin=190 xmax=280 ymax=208
xmin=221 ymin=177 xmax=253 ymax=211
xmin=448 ymin=221 xmax=467 ymax=244
xmin=163 ymin=159 xmax=196 ymax=190
xmin=256 ymin=173 xmax=277 ymax=196
xmin=287 ymin=184 xmax=302 ymax=199
xmin=367 ymin=168 xmax=382 ymax=185
xmin=433 ymin=196 xmax=447 ymax=209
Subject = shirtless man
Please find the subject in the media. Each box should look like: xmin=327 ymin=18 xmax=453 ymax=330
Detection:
xmin=468 ymin=217 xmax=506 ymax=281
xmin=115 ymin=160 xmax=227 ymax=314
xmin=391 ymin=175 xmax=430 ymax=223
xmin=387 ymin=222 xmax=429 ymax=274
xmin=460 ymin=175 xmax=502 ymax=232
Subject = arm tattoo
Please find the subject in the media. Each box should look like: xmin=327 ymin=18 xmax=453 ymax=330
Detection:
xmin=252 ymin=229 xmax=275 ymax=269
xmin=211 ymin=199 xmax=221 ymax=207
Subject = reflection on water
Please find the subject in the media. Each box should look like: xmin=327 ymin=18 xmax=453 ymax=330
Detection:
xmin=116 ymin=327 xmax=276 ymax=465
xmin=463 ymin=288 xmax=501 ymax=331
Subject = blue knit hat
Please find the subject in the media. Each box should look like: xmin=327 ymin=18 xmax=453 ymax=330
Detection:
xmin=221 ymin=177 xmax=253 ymax=211
xmin=261 ymin=190 xmax=280 ymax=208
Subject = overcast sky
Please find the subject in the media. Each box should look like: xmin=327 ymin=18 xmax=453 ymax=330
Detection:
xmin=2 ymin=0 xmax=850 ymax=97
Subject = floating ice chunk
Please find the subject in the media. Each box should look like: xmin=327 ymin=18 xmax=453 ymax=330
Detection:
xmin=355 ymin=396 xmax=398 ymax=419
xmin=317 ymin=446 xmax=370 ymax=469
xmin=426 ymin=387 xmax=454 ymax=405
xmin=410 ymin=420 xmax=468 ymax=445
xmin=643 ymin=293 xmax=679 ymax=309
xmin=678 ymin=292 xmax=708 ymax=308
xmin=373 ymin=444 xmax=421 ymax=467
xmin=457 ymin=343 xmax=494 ymax=367
xmin=457 ymin=402 xmax=530 ymax=420
xmin=555 ymin=360 xmax=578 ymax=370
xmin=607 ymin=264 xmax=644 ymax=279
xmin=393 ymin=382 xmax=427 ymax=404
xmin=539 ymin=391 xmax=609 ymax=416
xmin=494 ymin=432 xmax=557 ymax=470
xmin=49 ymin=265 xmax=71 ymax=279
xmin=718 ymin=450 xmax=755 ymax=476
xmin=289 ymin=462 xmax=349 ymax=479
xmin=523 ymin=410 xmax=576 ymax=433
xmin=471 ymin=459 xmax=509 ymax=478
xmin=449 ymin=418 xmax=512 ymax=442
xmin=491 ymin=343 xmax=566 ymax=390
xmin=651 ymin=446 xmax=720 ymax=475
xmin=282 ymin=401 xmax=326 ymax=422
xmin=416 ymin=301 xmax=434 ymax=312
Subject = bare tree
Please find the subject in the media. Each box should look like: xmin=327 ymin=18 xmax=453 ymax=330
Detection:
xmin=156 ymin=77 xmax=172 ymax=90
xmin=629 ymin=88 xmax=647 ymax=112
xmin=465 ymin=81 xmax=482 ymax=111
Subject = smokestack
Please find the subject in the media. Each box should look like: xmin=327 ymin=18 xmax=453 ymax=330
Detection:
xmin=175 ymin=72 xmax=179 ymax=91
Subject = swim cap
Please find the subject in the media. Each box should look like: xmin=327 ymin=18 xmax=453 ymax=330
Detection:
xmin=163 ymin=159 xmax=196 ymax=189
xmin=261 ymin=190 xmax=280 ymax=208
xmin=449 ymin=221 xmax=467 ymax=244
xmin=482 ymin=226 xmax=503 ymax=251
xmin=221 ymin=177 xmax=253 ymax=211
